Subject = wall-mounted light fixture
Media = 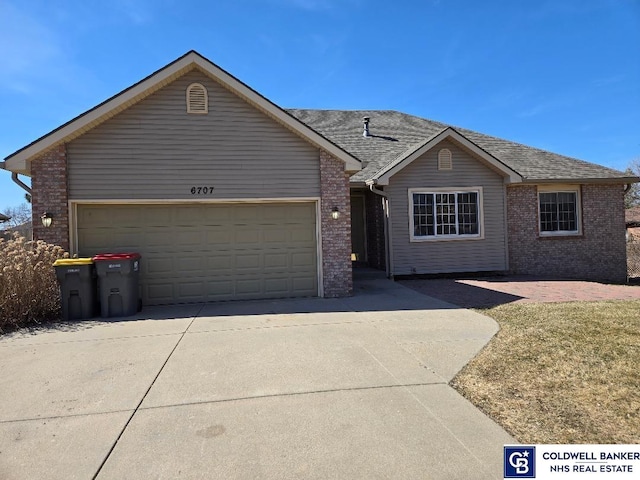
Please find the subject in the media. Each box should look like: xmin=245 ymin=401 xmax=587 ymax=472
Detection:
xmin=331 ymin=207 xmax=340 ymax=220
xmin=41 ymin=212 xmax=53 ymax=228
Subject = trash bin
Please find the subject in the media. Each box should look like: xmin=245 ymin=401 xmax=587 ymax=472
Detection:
xmin=93 ymin=253 xmax=141 ymax=318
xmin=53 ymin=258 xmax=97 ymax=321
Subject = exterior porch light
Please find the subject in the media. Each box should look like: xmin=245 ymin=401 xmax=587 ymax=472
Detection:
xmin=41 ymin=212 xmax=53 ymax=228
xmin=331 ymin=207 xmax=340 ymax=220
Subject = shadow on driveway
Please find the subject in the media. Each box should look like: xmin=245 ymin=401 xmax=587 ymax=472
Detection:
xmin=399 ymin=278 xmax=524 ymax=308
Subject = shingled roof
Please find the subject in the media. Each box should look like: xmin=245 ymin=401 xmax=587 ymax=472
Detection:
xmin=287 ymin=109 xmax=634 ymax=184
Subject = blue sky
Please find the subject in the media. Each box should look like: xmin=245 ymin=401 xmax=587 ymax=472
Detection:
xmin=1 ymin=0 xmax=639 ymax=211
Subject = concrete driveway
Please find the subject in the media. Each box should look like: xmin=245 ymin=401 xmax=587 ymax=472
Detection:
xmin=0 ymin=271 xmax=512 ymax=479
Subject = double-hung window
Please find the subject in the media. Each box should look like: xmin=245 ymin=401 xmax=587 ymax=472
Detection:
xmin=410 ymin=188 xmax=483 ymax=241
xmin=538 ymin=186 xmax=581 ymax=236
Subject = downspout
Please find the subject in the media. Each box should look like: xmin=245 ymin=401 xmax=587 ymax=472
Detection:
xmin=625 ymin=183 xmax=634 ymax=198
xmin=368 ymin=183 xmax=393 ymax=278
xmin=0 ymin=161 xmax=31 ymax=195
xmin=11 ymin=172 xmax=32 ymax=195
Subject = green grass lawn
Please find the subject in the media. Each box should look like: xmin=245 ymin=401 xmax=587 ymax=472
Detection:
xmin=451 ymin=300 xmax=640 ymax=444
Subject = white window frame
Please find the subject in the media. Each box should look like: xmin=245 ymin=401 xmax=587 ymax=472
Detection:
xmin=537 ymin=184 xmax=582 ymax=237
xmin=408 ymin=187 xmax=484 ymax=242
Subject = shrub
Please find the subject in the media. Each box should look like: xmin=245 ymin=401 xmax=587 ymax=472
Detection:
xmin=0 ymin=235 xmax=68 ymax=332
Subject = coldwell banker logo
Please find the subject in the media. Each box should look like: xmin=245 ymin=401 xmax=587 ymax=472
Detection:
xmin=504 ymin=446 xmax=536 ymax=478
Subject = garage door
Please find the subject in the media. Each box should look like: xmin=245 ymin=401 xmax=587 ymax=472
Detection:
xmin=76 ymin=203 xmax=318 ymax=305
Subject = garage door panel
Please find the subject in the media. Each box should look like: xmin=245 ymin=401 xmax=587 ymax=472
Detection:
xmin=206 ymin=281 xmax=235 ymax=299
xmin=147 ymin=283 xmax=175 ymax=304
xmin=178 ymin=281 xmax=205 ymax=299
xmin=180 ymin=256 xmax=206 ymax=273
xmin=111 ymin=230 xmax=144 ymax=247
xmin=207 ymin=255 xmax=234 ymax=271
xmin=288 ymin=227 xmax=315 ymax=244
xmin=175 ymin=230 xmax=203 ymax=246
xmin=264 ymin=253 xmax=288 ymax=269
xmin=292 ymin=251 xmax=315 ymax=268
xmin=235 ymin=205 xmax=262 ymax=222
xmin=292 ymin=276 xmax=317 ymax=293
xmin=264 ymin=277 xmax=289 ymax=294
xmin=235 ymin=278 xmax=262 ymax=295
xmin=78 ymin=230 xmax=111 ymax=252
xmin=234 ymin=228 xmax=260 ymax=244
xmin=236 ymin=254 xmax=261 ymax=270
xmin=143 ymin=228 xmax=174 ymax=247
xmin=206 ymin=229 xmax=234 ymax=244
xmin=77 ymin=203 xmax=318 ymax=305
xmin=146 ymin=257 xmax=174 ymax=274
xmin=262 ymin=228 xmax=288 ymax=244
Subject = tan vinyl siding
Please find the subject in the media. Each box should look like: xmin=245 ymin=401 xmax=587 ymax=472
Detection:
xmin=387 ymin=140 xmax=507 ymax=275
xmin=67 ymin=70 xmax=319 ymax=200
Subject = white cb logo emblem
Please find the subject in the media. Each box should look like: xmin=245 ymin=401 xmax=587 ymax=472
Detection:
xmin=509 ymin=451 xmax=530 ymax=475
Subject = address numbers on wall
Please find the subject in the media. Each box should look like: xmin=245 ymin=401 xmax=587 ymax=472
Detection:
xmin=190 ymin=187 xmax=215 ymax=195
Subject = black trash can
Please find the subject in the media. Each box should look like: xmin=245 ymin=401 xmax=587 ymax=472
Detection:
xmin=93 ymin=253 xmax=141 ymax=318
xmin=53 ymin=258 xmax=97 ymax=321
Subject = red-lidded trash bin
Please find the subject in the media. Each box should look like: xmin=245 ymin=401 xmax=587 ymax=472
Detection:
xmin=53 ymin=258 xmax=97 ymax=321
xmin=92 ymin=253 xmax=141 ymax=318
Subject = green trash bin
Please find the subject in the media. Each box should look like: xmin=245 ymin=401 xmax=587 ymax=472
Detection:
xmin=53 ymin=258 xmax=97 ymax=321
xmin=93 ymin=253 xmax=141 ymax=318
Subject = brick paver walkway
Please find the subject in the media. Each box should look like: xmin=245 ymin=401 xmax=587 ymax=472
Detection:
xmin=399 ymin=276 xmax=640 ymax=308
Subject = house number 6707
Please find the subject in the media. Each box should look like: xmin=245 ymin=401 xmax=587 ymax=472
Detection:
xmin=190 ymin=187 xmax=214 ymax=195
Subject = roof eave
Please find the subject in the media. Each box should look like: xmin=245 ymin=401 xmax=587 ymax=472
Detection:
xmin=4 ymin=51 xmax=361 ymax=175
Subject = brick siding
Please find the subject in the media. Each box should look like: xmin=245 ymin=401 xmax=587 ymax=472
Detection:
xmin=31 ymin=145 xmax=70 ymax=251
xmin=507 ymin=184 xmax=627 ymax=282
xmin=320 ymin=150 xmax=353 ymax=297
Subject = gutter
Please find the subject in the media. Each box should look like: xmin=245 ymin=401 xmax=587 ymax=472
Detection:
xmin=521 ymin=177 xmax=640 ymax=185
xmin=367 ymin=182 xmax=393 ymax=278
xmin=11 ymin=172 xmax=32 ymax=195
xmin=1 ymin=160 xmax=32 ymax=195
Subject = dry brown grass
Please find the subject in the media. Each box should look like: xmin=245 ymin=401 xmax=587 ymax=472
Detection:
xmin=0 ymin=235 xmax=68 ymax=332
xmin=452 ymin=301 xmax=640 ymax=444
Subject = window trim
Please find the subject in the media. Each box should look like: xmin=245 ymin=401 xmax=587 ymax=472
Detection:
xmin=408 ymin=187 xmax=485 ymax=242
xmin=537 ymin=184 xmax=582 ymax=237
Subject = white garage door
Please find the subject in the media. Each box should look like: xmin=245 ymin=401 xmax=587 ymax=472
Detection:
xmin=77 ymin=203 xmax=318 ymax=305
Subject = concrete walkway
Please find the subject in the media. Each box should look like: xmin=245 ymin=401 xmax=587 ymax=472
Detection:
xmin=0 ymin=272 xmax=512 ymax=479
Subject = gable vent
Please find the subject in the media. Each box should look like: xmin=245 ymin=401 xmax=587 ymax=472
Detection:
xmin=186 ymin=83 xmax=208 ymax=114
xmin=438 ymin=148 xmax=452 ymax=170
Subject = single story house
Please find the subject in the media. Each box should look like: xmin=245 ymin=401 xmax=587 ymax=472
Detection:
xmin=2 ymin=51 xmax=637 ymax=305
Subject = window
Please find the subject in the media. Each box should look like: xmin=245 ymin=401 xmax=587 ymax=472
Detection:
xmin=410 ymin=188 xmax=483 ymax=241
xmin=538 ymin=188 xmax=580 ymax=235
xmin=186 ymin=83 xmax=208 ymax=114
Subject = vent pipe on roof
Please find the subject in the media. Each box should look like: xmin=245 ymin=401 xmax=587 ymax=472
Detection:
xmin=363 ymin=117 xmax=370 ymax=137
